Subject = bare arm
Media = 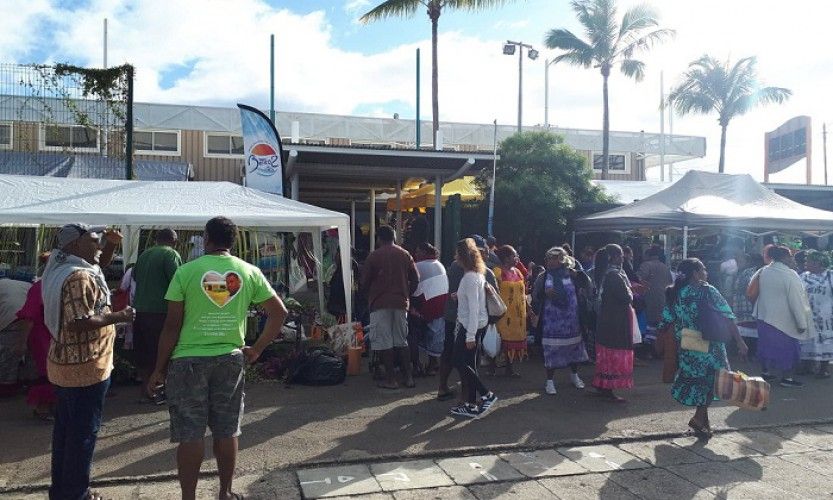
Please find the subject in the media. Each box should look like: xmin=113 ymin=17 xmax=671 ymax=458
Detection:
xmin=68 ymin=309 xmax=132 ymax=332
xmin=152 ymin=301 xmax=185 ymax=376
xmin=244 ymin=296 xmax=288 ymax=363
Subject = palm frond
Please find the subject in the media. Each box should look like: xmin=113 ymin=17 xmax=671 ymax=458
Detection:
xmin=755 ymin=86 xmax=792 ymax=105
xmin=360 ymin=0 xmax=423 ymax=23
xmin=553 ymin=51 xmax=595 ymax=68
xmin=617 ymin=28 xmax=675 ymax=59
xmin=544 ymin=28 xmax=593 ymax=53
xmin=618 ymin=3 xmax=660 ymax=38
xmin=620 ymin=59 xmax=646 ymax=81
xmin=445 ymin=0 xmax=509 ymax=10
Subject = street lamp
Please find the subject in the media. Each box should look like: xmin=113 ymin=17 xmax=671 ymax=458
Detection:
xmin=544 ymin=58 xmax=557 ymax=128
xmin=503 ymin=40 xmax=538 ymax=134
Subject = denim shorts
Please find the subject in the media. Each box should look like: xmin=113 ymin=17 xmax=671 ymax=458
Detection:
xmin=166 ymin=350 xmax=245 ymax=443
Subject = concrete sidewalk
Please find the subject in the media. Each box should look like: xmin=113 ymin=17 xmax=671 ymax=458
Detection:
xmin=11 ymin=423 xmax=833 ymax=499
xmin=4 ymin=353 xmax=833 ymax=496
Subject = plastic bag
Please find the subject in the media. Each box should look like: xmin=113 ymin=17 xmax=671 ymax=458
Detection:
xmin=482 ymin=324 xmax=501 ymax=358
xmin=630 ymin=306 xmax=642 ymax=344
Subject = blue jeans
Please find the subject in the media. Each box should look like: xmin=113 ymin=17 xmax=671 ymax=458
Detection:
xmin=50 ymin=377 xmax=110 ymax=500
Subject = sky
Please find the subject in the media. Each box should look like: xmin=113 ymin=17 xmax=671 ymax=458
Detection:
xmin=2 ymin=0 xmax=832 ymax=184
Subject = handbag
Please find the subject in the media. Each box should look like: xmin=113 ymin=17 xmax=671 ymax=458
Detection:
xmin=482 ymin=324 xmax=501 ymax=358
xmin=696 ymin=289 xmax=732 ymax=342
xmin=484 ymin=282 xmax=507 ymax=323
xmin=629 ymin=306 xmax=642 ymax=344
xmin=681 ymin=328 xmax=710 ymax=353
xmin=714 ymin=369 xmax=770 ymax=410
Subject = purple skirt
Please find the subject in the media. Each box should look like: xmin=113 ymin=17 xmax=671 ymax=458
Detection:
xmin=757 ymin=320 xmax=801 ymax=372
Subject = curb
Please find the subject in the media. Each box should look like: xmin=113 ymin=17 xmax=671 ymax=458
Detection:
xmin=4 ymin=417 xmax=833 ymax=495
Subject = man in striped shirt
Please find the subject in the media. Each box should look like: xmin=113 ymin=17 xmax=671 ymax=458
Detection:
xmin=410 ymin=243 xmax=448 ymax=376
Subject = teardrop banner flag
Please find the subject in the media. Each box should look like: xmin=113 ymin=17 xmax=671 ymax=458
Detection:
xmin=237 ymin=103 xmax=284 ymax=195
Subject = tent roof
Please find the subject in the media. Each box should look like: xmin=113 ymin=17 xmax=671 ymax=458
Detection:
xmin=577 ymin=170 xmax=833 ymax=232
xmin=0 ymin=174 xmax=347 ymax=229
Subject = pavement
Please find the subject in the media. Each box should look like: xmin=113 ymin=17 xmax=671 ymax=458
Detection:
xmin=4 ymin=352 xmax=833 ymax=498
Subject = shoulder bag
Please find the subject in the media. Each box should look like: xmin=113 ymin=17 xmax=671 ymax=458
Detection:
xmin=696 ymin=287 xmax=732 ymax=343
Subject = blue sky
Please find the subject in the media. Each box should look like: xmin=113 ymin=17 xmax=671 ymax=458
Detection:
xmin=2 ymin=0 xmax=833 ymax=183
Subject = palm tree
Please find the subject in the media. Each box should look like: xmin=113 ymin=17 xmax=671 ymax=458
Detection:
xmin=361 ymin=0 xmax=507 ymax=149
xmin=668 ymin=55 xmax=791 ymax=173
xmin=545 ymin=0 xmax=673 ymax=179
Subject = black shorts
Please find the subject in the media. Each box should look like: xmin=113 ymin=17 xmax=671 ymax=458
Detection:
xmin=133 ymin=312 xmax=166 ymax=369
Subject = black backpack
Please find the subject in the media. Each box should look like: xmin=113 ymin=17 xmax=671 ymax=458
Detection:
xmin=287 ymin=347 xmax=346 ymax=386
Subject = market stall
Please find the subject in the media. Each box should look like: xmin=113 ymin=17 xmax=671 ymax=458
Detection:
xmin=0 ymin=174 xmax=352 ymax=321
xmin=576 ymin=170 xmax=833 ymax=255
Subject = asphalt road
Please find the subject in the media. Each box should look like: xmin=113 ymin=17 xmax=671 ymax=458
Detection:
xmin=2 ymin=352 xmax=832 ymax=492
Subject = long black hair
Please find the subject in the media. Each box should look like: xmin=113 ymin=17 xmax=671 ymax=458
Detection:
xmin=593 ymin=247 xmax=610 ymax=287
xmin=666 ymin=258 xmax=705 ymax=305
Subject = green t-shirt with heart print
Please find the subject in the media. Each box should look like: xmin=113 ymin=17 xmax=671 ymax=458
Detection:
xmin=165 ymin=254 xmax=275 ymax=359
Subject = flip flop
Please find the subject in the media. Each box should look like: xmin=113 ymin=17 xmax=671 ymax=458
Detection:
xmin=377 ymin=382 xmax=400 ymax=390
xmin=688 ymin=418 xmax=712 ymax=438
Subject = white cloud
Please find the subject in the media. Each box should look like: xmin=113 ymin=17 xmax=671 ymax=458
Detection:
xmin=344 ymin=0 xmax=371 ymax=14
xmin=3 ymin=0 xmax=832 ymax=185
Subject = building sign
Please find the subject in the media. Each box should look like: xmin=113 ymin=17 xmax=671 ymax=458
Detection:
xmin=765 ymin=116 xmax=811 ymax=176
xmin=237 ymin=104 xmax=284 ymax=195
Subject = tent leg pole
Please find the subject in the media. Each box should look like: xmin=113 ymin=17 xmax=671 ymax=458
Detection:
xmin=396 ymin=179 xmax=403 ymax=245
xmin=434 ymin=175 xmax=442 ymax=257
xmin=313 ymin=230 xmax=325 ymax=323
xmin=369 ymin=189 xmax=376 ymax=252
xmin=683 ymin=225 xmax=689 ymax=259
xmin=571 ymin=231 xmax=576 ymax=254
xmin=291 ymin=174 xmax=299 ymax=200
xmin=350 ymin=200 xmax=356 ymax=246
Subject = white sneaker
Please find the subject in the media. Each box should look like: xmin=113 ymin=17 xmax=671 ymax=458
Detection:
xmin=570 ymin=373 xmax=586 ymax=389
xmin=545 ymin=380 xmax=557 ymax=395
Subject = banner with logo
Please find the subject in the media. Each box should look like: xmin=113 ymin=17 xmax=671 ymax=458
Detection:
xmin=237 ymin=104 xmax=284 ymax=195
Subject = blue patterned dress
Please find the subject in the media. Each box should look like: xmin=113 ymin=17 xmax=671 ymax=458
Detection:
xmin=659 ymin=284 xmax=735 ymax=407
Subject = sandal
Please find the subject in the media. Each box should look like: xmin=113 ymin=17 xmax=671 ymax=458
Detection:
xmin=688 ymin=418 xmax=712 ymax=438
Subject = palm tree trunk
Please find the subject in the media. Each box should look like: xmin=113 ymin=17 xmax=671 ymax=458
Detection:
xmin=601 ymin=72 xmax=610 ymax=180
xmin=718 ymin=124 xmax=727 ymax=173
xmin=430 ymin=8 xmax=440 ymax=149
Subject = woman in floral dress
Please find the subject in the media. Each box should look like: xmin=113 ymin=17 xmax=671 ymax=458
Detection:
xmin=659 ymin=258 xmax=748 ymax=437
xmin=491 ymin=245 xmax=527 ymax=376
xmin=800 ymin=251 xmax=833 ymax=377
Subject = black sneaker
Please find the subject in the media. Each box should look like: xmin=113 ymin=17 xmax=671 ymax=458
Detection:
xmin=450 ymin=403 xmax=481 ymax=419
xmin=780 ymin=378 xmax=804 ymax=388
xmin=480 ymin=392 xmax=498 ymax=414
xmin=761 ymin=373 xmax=777 ymax=382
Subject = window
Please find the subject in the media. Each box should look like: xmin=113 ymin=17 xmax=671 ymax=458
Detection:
xmin=40 ymin=124 xmax=99 ymax=152
xmin=0 ymin=123 xmax=11 ymax=149
xmin=134 ymin=130 xmax=180 ymax=155
xmin=205 ymin=132 xmax=244 ymax=156
xmin=592 ymin=153 xmax=629 ymax=174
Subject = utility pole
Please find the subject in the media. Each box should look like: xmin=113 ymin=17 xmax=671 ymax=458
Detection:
xmin=824 ymin=123 xmax=828 ymax=186
xmin=503 ymin=41 xmax=538 ymax=134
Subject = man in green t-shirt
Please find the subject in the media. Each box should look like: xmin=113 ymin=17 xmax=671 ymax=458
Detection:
xmin=149 ymin=217 xmax=288 ymax=500
xmin=133 ymin=228 xmax=182 ymax=401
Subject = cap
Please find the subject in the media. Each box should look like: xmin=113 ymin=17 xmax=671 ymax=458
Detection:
xmin=57 ymin=223 xmax=106 ymax=249
xmin=470 ymin=234 xmax=487 ymax=250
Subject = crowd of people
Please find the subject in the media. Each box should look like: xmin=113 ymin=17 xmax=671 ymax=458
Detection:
xmin=3 ymin=217 xmax=833 ymax=498
xmin=360 ymin=229 xmax=833 ymax=435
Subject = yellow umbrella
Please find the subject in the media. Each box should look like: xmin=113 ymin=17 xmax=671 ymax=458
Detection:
xmin=386 ymin=177 xmax=483 ymax=211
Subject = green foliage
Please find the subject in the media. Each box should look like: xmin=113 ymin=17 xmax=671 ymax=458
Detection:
xmin=473 ymin=131 xmax=612 ymax=257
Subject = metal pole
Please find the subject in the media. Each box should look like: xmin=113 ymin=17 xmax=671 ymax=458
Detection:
xmin=125 ymin=65 xmax=134 ymax=180
xmin=544 ymin=59 xmax=549 ymax=128
xmin=369 ymin=189 xmax=376 ymax=252
xmin=821 ymin=123 xmax=827 ymax=186
xmin=683 ymin=225 xmax=689 ymax=259
xmin=517 ymin=45 xmax=523 ymax=134
xmin=270 ymin=34 xmax=275 ymax=123
xmin=103 ymin=18 xmax=107 ymax=68
xmin=668 ymin=92 xmax=674 ymax=182
xmin=487 ymin=119 xmax=498 ymax=237
xmin=291 ymin=173 xmax=299 ymax=200
xmin=659 ymin=71 xmax=665 ymax=182
xmin=416 ymin=48 xmax=420 ymax=149
xmin=350 ymin=199 xmax=356 ymax=246
xmin=102 ymin=18 xmax=109 ymax=158
xmin=434 ymin=176 xmax=442 ymax=256
xmin=396 ymin=180 xmax=403 ymax=244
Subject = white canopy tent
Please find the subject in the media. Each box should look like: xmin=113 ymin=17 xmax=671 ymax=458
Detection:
xmin=577 ymin=171 xmax=833 ymax=257
xmin=0 ymin=174 xmax=352 ymax=320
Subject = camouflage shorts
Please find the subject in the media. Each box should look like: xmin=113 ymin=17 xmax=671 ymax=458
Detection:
xmin=166 ymin=350 xmax=245 ymax=443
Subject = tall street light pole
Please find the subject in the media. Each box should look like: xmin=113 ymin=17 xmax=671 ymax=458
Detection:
xmin=544 ymin=58 xmax=557 ymax=128
xmin=503 ymin=41 xmax=538 ymax=134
